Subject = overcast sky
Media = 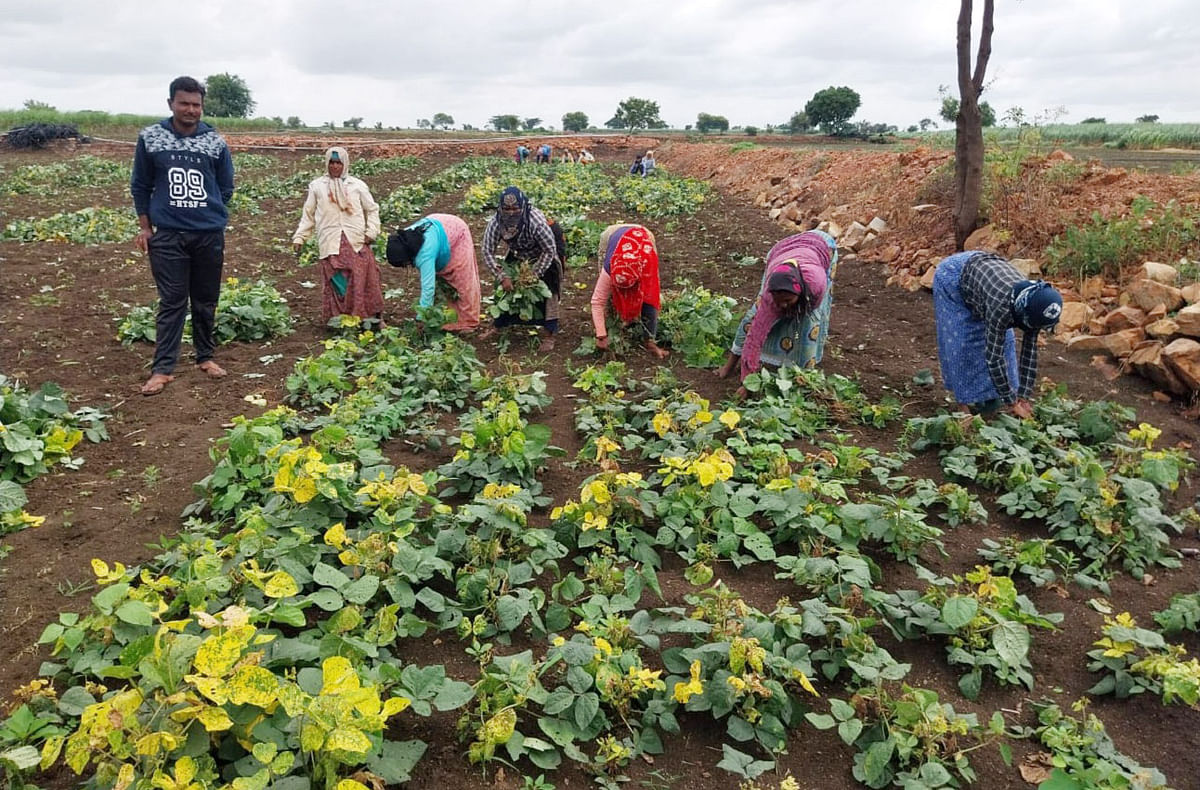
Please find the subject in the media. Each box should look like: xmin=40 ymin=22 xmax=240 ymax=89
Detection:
xmin=1 ymin=0 xmax=1196 ymax=131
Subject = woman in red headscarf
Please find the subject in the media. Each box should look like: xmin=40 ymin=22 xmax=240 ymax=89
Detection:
xmin=589 ymin=223 xmax=668 ymax=358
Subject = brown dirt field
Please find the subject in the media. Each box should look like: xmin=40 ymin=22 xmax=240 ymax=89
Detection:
xmin=1 ymin=137 xmax=1198 ymax=790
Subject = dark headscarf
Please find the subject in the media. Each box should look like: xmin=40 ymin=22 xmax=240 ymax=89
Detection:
xmin=496 ymin=186 xmax=532 ymax=242
xmin=766 ymin=265 xmax=813 ymax=315
xmin=1011 ymin=280 xmax=1063 ymax=330
xmin=385 ymin=224 xmax=427 ymax=268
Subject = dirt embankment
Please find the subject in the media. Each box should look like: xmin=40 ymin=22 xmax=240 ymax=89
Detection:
xmin=656 ymin=140 xmax=1200 ymax=281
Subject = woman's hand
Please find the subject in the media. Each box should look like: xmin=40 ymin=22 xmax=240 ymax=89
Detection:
xmin=735 ymin=386 xmax=749 ymax=401
xmin=595 ymin=335 xmax=609 ymax=350
xmin=501 ymin=276 xmax=514 ymax=292
xmin=292 ymin=242 xmax=303 ymax=256
xmin=1011 ymin=399 xmax=1034 ymax=419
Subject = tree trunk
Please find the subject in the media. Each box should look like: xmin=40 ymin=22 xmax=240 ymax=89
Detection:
xmin=953 ymin=0 xmax=994 ymax=250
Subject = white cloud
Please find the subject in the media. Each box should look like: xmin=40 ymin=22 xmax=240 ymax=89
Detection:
xmin=0 ymin=0 xmax=1196 ymax=129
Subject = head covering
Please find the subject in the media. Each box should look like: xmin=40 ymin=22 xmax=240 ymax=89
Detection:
xmin=323 ymin=147 xmax=353 ymax=213
xmin=385 ymin=225 xmax=427 ymax=268
xmin=495 ymin=186 xmax=531 ymax=241
xmin=1011 ymin=280 xmax=1063 ymax=330
xmin=609 ymin=226 xmax=661 ymax=322
xmin=766 ymin=264 xmax=812 ymax=314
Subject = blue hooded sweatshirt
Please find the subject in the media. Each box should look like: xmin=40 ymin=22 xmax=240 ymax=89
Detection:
xmin=131 ymin=118 xmax=235 ymax=232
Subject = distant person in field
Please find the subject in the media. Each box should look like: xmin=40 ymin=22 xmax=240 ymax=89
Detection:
xmin=641 ymin=150 xmax=656 ymax=177
xmin=479 ymin=186 xmax=565 ymax=349
xmin=717 ymin=230 xmax=839 ymax=397
xmin=536 ymin=143 xmax=552 ymax=164
xmin=131 ymin=75 xmax=235 ymax=396
xmin=291 ymin=147 xmax=384 ymax=323
xmin=559 ymin=150 xmax=575 ymax=164
xmin=932 ymin=251 xmax=1062 ymax=417
xmin=629 ymin=154 xmax=644 ymax=176
xmin=515 ymin=145 xmax=530 ymax=164
xmin=590 ymin=223 xmax=668 ymax=358
xmin=577 ymin=148 xmax=596 ymax=164
xmin=384 ymin=213 xmax=482 ymax=332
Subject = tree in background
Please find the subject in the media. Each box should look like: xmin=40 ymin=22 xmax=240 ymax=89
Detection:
xmin=203 ymin=73 xmax=255 ymax=118
xmin=522 ymin=117 xmax=542 ymax=131
xmin=561 ymin=111 xmax=589 ymax=132
xmin=1136 ymin=114 xmax=1160 ymax=123
xmin=489 ymin=115 xmax=520 ymax=132
xmin=804 ymin=86 xmax=861 ymax=135
xmin=417 ymin=119 xmax=431 ymax=129
xmin=343 ymin=117 xmax=363 ymax=130
xmin=606 ymin=97 xmax=664 ymax=131
xmin=695 ymin=113 xmax=730 ymax=134
xmin=951 ymin=0 xmax=995 ymax=250
xmin=786 ymin=111 xmax=812 ymax=134
xmin=1080 ymin=117 xmax=1106 ymax=124
xmin=919 ymin=118 xmax=936 ymax=131
xmin=286 ymin=116 xmax=303 ymax=129
xmin=940 ymin=89 xmax=995 ymax=127
xmin=23 ymin=99 xmax=55 ymax=111
xmin=432 ymin=112 xmax=454 ymax=130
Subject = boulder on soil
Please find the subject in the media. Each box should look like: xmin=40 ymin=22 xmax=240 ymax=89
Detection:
xmin=1070 ymin=328 xmax=1143 ymax=358
xmin=1146 ymin=318 xmax=1180 ymax=339
xmin=839 ymin=221 xmax=870 ymax=251
xmin=1101 ymin=306 xmax=1146 ymax=333
xmin=1163 ymin=338 xmax=1200 ymax=391
xmin=964 ymin=224 xmax=1000 ymax=251
xmin=818 ymin=219 xmax=843 ymax=240
xmin=1182 ymin=283 xmax=1200 ymax=305
xmin=1080 ymin=275 xmax=1105 ymax=300
xmin=1010 ymin=258 xmax=1041 ymax=278
xmin=1175 ymin=303 xmax=1200 ymax=338
xmin=768 ymin=207 xmax=782 ymax=221
xmin=919 ymin=267 xmax=936 ymax=290
xmin=1128 ymin=342 xmax=1188 ymax=395
xmin=1058 ymin=302 xmax=1093 ymax=332
xmin=1126 ymin=278 xmax=1185 ymax=313
xmin=1141 ymin=261 xmax=1179 ymax=284
xmin=867 ymin=216 xmax=888 ymax=234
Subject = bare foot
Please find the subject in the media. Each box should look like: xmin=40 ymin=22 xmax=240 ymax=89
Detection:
xmin=476 ymin=326 xmax=498 ymax=340
xmin=645 ymin=340 xmax=669 ymax=359
xmin=715 ymin=352 xmax=739 ymax=379
xmin=197 ymin=361 xmax=227 ymax=378
xmin=140 ymin=373 xmax=175 ymax=396
xmin=540 ymin=334 xmax=556 ymax=352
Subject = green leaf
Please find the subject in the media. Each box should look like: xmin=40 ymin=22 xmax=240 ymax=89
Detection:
xmin=727 ymin=716 xmax=755 ymax=742
xmin=559 ymin=639 xmax=595 ymax=666
xmin=115 ymin=600 xmax=154 ymax=627
xmin=496 ymin=595 xmax=529 ymax=632
xmin=1038 ymin=769 xmax=1084 ymax=790
xmin=837 ymin=718 xmax=863 ymax=745
xmin=544 ymin=689 xmax=575 ymax=716
xmin=992 ymin=620 xmax=1030 ymax=667
xmin=742 ymin=531 xmax=776 ymax=561
xmin=858 ymin=739 xmax=895 ymax=788
xmin=0 ymin=480 xmax=28 ymax=513
xmin=432 ymin=679 xmax=474 ymax=711
xmin=919 ymin=761 xmax=953 ymax=785
xmin=941 ymin=596 xmax=978 ymax=629
xmin=365 ymin=739 xmax=427 ymax=785
xmin=57 ymin=686 xmax=97 ymax=716
xmin=573 ymin=692 xmax=600 ymax=730
xmin=715 ymin=744 xmax=773 ymax=779
xmin=958 ymin=668 xmax=983 ymax=700
xmin=306 ymin=589 xmax=343 ymax=611
xmin=342 ymin=574 xmax=380 ymax=605
xmin=804 ymin=713 xmax=836 ymax=730
xmin=311 ymin=563 xmax=350 ymax=590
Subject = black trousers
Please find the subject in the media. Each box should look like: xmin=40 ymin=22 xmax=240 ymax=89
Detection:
xmin=148 ymin=229 xmax=225 ymax=374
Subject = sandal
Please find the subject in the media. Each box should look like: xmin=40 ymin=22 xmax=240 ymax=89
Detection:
xmin=140 ymin=373 xmax=175 ymax=396
xmin=197 ymin=361 xmax=227 ymax=378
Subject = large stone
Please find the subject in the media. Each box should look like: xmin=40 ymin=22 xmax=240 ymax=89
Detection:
xmin=911 ymin=204 xmax=940 ymax=214
xmin=1163 ymin=338 xmax=1200 ymax=391
xmin=1071 ymin=328 xmax=1144 ymax=358
xmin=1141 ymin=261 xmax=1179 ymax=284
xmin=1182 ymin=283 xmax=1200 ymax=305
xmin=1010 ymin=258 xmax=1041 ymax=278
xmin=1128 ymin=342 xmax=1188 ymax=394
xmin=1126 ymin=278 xmax=1185 ymax=313
xmin=839 ymin=221 xmax=870 ymax=251
xmin=867 ymin=216 xmax=888 ymax=234
xmin=919 ymin=267 xmax=937 ymax=290
xmin=1080 ymin=275 xmax=1106 ymax=300
xmin=964 ymin=223 xmax=1000 ymax=251
xmin=1175 ymin=303 xmax=1200 ymax=337
xmin=1146 ymin=318 xmax=1180 ymax=339
xmin=768 ymin=207 xmax=782 ymax=221
xmin=782 ymin=203 xmax=804 ymax=224
xmin=1102 ymin=306 xmax=1146 ymax=332
xmin=1058 ymin=302 xmax=1094 ymax=332
xmin=877 ymin=244 xmax=901 ymax=264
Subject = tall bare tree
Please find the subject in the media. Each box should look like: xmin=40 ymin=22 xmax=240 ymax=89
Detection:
xmin=953 ymin=0 xmax=994 ymax=250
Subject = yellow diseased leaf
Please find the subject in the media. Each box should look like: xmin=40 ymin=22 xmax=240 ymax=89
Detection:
xmin=65 ymin=735 xmax=91 ymax=774
xmin=114 ymin=763 xmax=136 ymax=790
xmin=324 ymin=523 xmax=348 ymax=548
xmin=325 ymin=727 xmax=372 ymax=755
xmin=336 ymin=780 xmax=371 ymax=790
xmin=193 ymin=624 xmax=255 ymax=677
xmin=276 ymin=683 xmax=308 ymax=718
xmin=263 ymin=571 xmax=299 ymax=598
xmin=91 ymin=559 xmax=110 ymax=578
xmin=174 ymin=756 xmax=197 ymax=786
xmin=39 ymin=735 xmax=64 ymax=771
xmin=796 ymin=671 xmax=820 ymax=698
xmin=135 ymin=731 xmax=182 ymax=756
xmin=227 ymin=666 xmax=279 ymax=708
xmin=320 ymin=655 xmax=361 ymax=695
xmin=186 ymin=675 xmax=230 ymax=704
xmin=382 ymin=696 xmax=412 ymax=717
xmin=301 ymin=722 xmax=326 ymax=752
xmin=197 ymin=706 xmax=233 ymax=732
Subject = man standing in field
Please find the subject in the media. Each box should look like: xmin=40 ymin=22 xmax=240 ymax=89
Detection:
xmin=131 ymin=75 xmax=235 ymax=395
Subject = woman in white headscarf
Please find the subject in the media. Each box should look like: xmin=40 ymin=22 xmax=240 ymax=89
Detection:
xmin=292 ymin=146 xmax=384 ymax=322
